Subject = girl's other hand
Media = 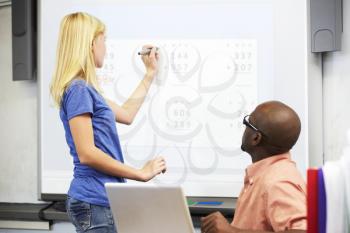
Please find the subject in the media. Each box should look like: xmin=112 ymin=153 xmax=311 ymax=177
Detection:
xmin=139 ymin=156 xmax=167 ymax=182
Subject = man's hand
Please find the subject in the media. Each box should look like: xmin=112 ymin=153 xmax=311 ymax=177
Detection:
xmin=201 ymin=211 xmax=239 ymax=233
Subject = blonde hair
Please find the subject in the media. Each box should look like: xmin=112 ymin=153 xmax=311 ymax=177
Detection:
xmin=50 ymin=12 xmax=105 ymax=107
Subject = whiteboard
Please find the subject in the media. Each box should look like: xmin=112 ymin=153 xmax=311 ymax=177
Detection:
xmin=39 ymin=0 xmax=312 ymax=197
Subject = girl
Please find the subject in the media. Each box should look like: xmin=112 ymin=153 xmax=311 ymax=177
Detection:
xmin=50 ymin=12 xmax=166 ymax=233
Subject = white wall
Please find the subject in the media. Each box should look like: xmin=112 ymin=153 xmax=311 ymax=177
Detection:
xmin=0 ymin=6 xmax=39 ymax=203
xmin=307 ymin=0 xmax=323 ymax=167
xmin=323 ymin=0 xmax=350 ymax=162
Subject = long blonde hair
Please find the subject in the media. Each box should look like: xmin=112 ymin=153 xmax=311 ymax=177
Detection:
xmin=50 ymin=12 xmax=105 ymax=107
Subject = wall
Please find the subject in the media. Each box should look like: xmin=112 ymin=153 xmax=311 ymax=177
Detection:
xmin=323 ymin=0 xmax=350 ymax=161
xmin=0 ymin=6 xmax=39 ymax=203
xmin=307 ymin=0 xmax=323 ymax=167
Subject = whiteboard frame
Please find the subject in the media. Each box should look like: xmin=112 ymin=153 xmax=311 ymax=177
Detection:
xmin=38 ymin=0 xmax=321 ymax=199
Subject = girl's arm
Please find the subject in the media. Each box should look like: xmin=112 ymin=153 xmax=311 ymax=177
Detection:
xmin=106 ymin=46 xmax=158 ymax=125
xmin=105 ymin=73 xmax=154 ymax=125
xmin=69 ymin=113 xmax=166 ymax=181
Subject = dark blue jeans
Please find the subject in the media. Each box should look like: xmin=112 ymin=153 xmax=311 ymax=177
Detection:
xmin=66 ymin=196 xmax=117 ymax=233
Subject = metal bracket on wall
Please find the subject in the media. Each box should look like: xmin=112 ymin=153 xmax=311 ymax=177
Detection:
xmin=310 ymin=0 xmax=343 ymax=52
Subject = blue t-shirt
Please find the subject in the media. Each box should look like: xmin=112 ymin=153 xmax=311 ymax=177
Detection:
xmin=60 ymin=79 xmax=125 ymax=207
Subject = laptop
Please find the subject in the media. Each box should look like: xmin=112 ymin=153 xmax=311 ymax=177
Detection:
xmin=105 ymin=183 xmax=195 ymax=233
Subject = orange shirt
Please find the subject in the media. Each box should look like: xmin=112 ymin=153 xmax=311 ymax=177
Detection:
xmin=231 ymin=153 xmax=306 ymax=231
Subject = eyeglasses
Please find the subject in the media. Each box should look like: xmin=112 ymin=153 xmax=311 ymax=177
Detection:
xmin=243 ymin=115 xmax=264 ymax=135
xmin=242 ymin=115 xmax=289 ymax=150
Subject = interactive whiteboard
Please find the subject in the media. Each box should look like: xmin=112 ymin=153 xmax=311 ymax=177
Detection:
xmin=39 ymin=0 xmax=313 ymax=197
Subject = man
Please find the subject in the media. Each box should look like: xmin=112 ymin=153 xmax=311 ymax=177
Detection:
xmin=201 ymin=101 xmax=306 ymax=233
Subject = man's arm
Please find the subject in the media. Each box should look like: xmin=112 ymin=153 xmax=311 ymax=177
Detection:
xmin=200 ymin=212 xmax=306 ymax=233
